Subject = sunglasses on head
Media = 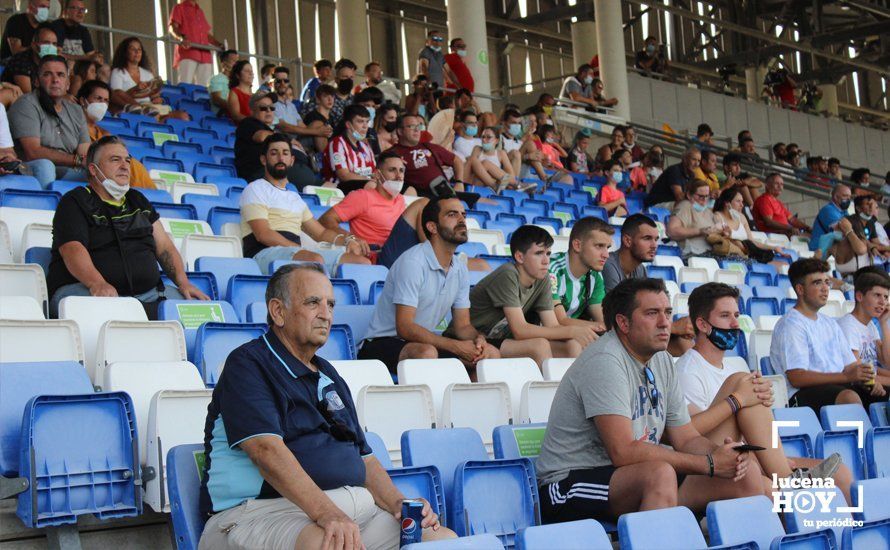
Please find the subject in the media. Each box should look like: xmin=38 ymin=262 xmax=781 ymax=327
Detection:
xmin=644 ymin=366 xmax=659 ymax=410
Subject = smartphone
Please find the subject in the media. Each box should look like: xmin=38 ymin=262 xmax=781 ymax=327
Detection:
xmin=733 ymin=444 xmax=766 ymax=452
xmin=0 ymin=160 xmax=22 ymax=172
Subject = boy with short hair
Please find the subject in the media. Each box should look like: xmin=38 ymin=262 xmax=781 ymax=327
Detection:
xmin=837 ymin=271 xmax=890 ymax=393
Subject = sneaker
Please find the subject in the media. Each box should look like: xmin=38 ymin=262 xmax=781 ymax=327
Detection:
xmin=516 ymin=181 xmax=538 ymax=193
xmin=790 ymin=452 xmax=842 ymax=482
xmin=496 ymin=175 xmax=513 ymax=194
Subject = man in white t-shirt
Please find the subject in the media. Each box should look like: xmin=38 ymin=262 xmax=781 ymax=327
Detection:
xmin=678 ymin=283 xmax=849 ymax=498
xmin=771 ymin=259 xmax=883 ymax=414
xmin=451 ymin=110 xmax=481 ymax=166
xmin=837 ymin=270 xmax=890 ymax=392
xmin=499 ymin=108 xmax=523 ymax=175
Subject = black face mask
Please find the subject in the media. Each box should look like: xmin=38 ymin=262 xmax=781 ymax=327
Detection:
xmin=337 ymin=78 xmax=353 ymax=95
xmin=383 ymin=120 xmax=398 ymax=133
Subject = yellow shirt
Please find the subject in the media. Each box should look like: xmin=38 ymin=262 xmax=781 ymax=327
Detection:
xmin=692 ymin=167 xmax=720 ymax=193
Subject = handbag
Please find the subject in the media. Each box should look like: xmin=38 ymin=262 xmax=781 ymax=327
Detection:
xmin=706 ymin=234 xmax=747 ymax=257
xmin=742 ymin=240 xmax=776 ymax=263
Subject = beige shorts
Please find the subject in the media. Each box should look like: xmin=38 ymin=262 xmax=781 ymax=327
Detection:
xmin=198 ymin=486 xmax=399 ymax=550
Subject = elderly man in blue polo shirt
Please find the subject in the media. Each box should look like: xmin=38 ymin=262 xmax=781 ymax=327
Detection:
xmin=198 ymin=263 xmax=452 ymax=550
xmin=810 ymin=183 xmax=852 ymax=256
xmin=359 ymin=197 xmax=500 ymax=374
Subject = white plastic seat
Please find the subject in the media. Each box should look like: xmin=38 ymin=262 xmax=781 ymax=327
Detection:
xmin=558 ymin=227 xmax=572 ymax=237
xmin=749 ymin=231 xmax=769 ymax=245
xmin=520 ymin=381 xmax=560 ymax=423
xmin=0 ymin=295 xmax=44 ymax=319
xmin=476 ymin=358 xmax=542 ymax=411
xmin=221 ymin=222 xmax=241 ymax=238
xmin=441 ymin=381 xmax=512 ymax=450
xmin=357 ymin=384 xmax=436 ymax=465
xmin=171 ymin=181 xmax=218 ymax=203
xmin=664 ymin=280 xmax=681 ymax=302
xmin=19 ymin=222 xmax=52 ymax=262
xmin=687 ymin=257 xmax=719 ymax=281
xmin=723 ymin=356 xmax=750 ymax=374
xmin=464 ymin=217 xmax=480 ymax=230
xmin=786 ymin=286 xmax=797 ymax=299
xmin=749 ymin=329 xmax=773 ymax=372
xmin=160 ymin=218 xmax=214 ymax=249
xmin=714 ymin=269 xmax=744 ymax=286
xmin=149 ymin=169 xmax=195 ymax=185
xmin=492 ymin=243 xmax=511 ymax=256
xmin=766 ymin=233 xmax=790 ymax=246
xmin=678 ymin=267 xmax=708 ymax=285
xmin=822 ymin=301 xmax=844 ymax=318
xmin=0 ymin=219 xmax=13 ymax=263
xmin=397 ymin=358 xmax=470 ymax=420
xmin=0 ymin=319 xmax=84 ymax=363
xmin=302 ymin=185 xmax=345 ymax=206
xmin=95 ymin=320 xmax=188 ymax=388
xmin=653 ymin=255 xmax=685 ymax=277
xmin=59 ymin=296 xmax=148 ymax=378
xmin=0 ymin=264 xmax=48 ymax=311
xmin=0 ymin=206 xmax=54 ymax=260
xmin=466 ymin=229 xmax=504 ymax=254
xmin=737 ymin=314 xmax=755 ymax=346
xmin=550 ymin=235 xmax=568 ymax=253
xmin=542 ymin=358 xmax=574 ymax=381
xmin=827 ymin=290 xmax=846 ymax=303
xmin=756 ymin=315 xmax=781 ymax=331
xmin=144 ymin=388 xmax=213 ymax=512
xmin=180 ymin=234 xmax=242 ymax=270
xmin=763 ymin=375 xmax=788 ymax=408
xmin=673 ymin=293 xmax=690 ymax=316
xmin=330 ymin=360 xmax=394 ymax=398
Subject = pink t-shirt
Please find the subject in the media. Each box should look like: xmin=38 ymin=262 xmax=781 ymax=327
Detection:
xmin=332 ymin=189 xmax=406 ymax=247
xmin=599 ymin=184 xmax=625 ymax=207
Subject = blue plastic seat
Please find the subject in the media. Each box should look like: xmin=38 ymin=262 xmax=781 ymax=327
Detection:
xmin=119 ymin=112 xmax=157 ymax=127
xmin=0 ymin=362 xmax=94 ymax=477
xmin=817 ymin=430 xmax=867 ymax=481
xmin=402 ymin=534 xmax=504 ymax=549
xmin=227 ymin=274 xmax=272 ymax=321
xmin=118 ymin=134 xmax=155 ymax=151
xmin=747 ymin=297 xmax=779 ymax=318
xmin=468 ymin=270 xmax=489 ymax=287
xmin=866 ymin=426 xmax=890 ymax=479
xmin=96 ymin=116 xmax=130 ymax=133
xmin=137 ymin=187 xmax=174 ymax=203
xmin=851 ymin=478 xmax=890 ymax=522
xmin=207 ymin=206 xmax=241 ymax=234
xmin=485 ymin=219 xmax=521 ymax=240
xmin=0 ymin=189 xmax=61 ymax=210
xmin=336 ymin=265 xmax=389 ymax=305
xmin=478 ymin=255 xmax=511 ymax=270
xmin=751 ymin=262 xmax=779 ymax=278
xmin=48 ymin=179 xmax=84 ymax=194
xmin=0 ymin=174 xmax=41 ymax=191
xmin=194 ymin=322 xmax=267 ymax=386
xmin=202 ymin=117 xmax=236 ymax=136
xmin=773 ymin=407 xmax=822 ymax=459
xmin=167 ymin=444 xmax=206 ymax=550
xmin=330 ymin=278 xmax=361 ymax=306
xmin=17 ymin=392 xmax=142 ymax=528
xmin=566 ymin=190 xmax=592 ymax=206
xmin=182 ymin=193 xmax=236 ymax=221
xmin=782 ymin=298 xmax=797 ymax=314
xmin=184 ymin=126 xmax=217 ymax=143
xmin=160 ymin=271 xmax=220 ymax=301
xmin=196 ymin=163 xmax=237 ymax=182
xmin=158 ymin=299 xmax=239 ymax=360
xmin=465 ymin=210 xmax=490 ymax=226
xmin=681 ymin=282 xmax=703 ymax=294
xmin=492 ymin=423 xmax=546 ymax=461
xmin=457 ymin=241 xmax=489 ymax=258
xmin=369 ymin=280 xmax=385 ymax=304
xmin=647 ymin=264 xmax=676 ymax=282
xmin=210 ymin=176 xmax=248 ymax=197
xmin=153 ymin=201 xmax=198 ymax=220
xmin=618 ymin=506 xmax=708 ymax=550
xmin=870 ymin=402 xmax=889 ymax=427
xmin=579 ymin=205 xmax=606 ymax=221
xmin=519 ymin=199 xmax=549 ymax=217
xmin=625 ymin=196 xmax=643 ymax=215
xmin=819 ymin=403 xmax=873 ymax=432
xmin=783 ymin=486 xmax=850 ymax=544
xmin=645 ymin=207 xmax=670 ymax=223
xmin=137 ymin=121 xmax=175 ymax=140
xmin=143 ymin=156 xmax=185 ymax=173
xmin=332 ymin=304 xmax=375 ymax=342
xmin=161 ymin=140 xmax=203 ymax=157
xmin=24 ymin=246 xmax=51 ymax=275
xmin=209 ymin=146 xmax=235 ymax=165
xmin=532 ymin=216 xmax=562 ymax=234
xmin=244 ymin=301 xmax=267 ymax=323
xmin=195 ymin=257 xmax=262 ymax=298
xmin=736 ymin=283 xmax=753 ymax=303
xmin=842 ymin=519 xmax=890 ymax=550
xmin=175 ymin=152 xmax=217 ymax=176
xmin=317 ymin=324 xmax=356 ymax=361
xmin=746 ymin=271 xmax=774 ymax=287
xmin=516 ymin=520 xmax=611 ymax=550
xmin=552 ymin=202 xmax=578 ymax=219
xmin=656 ymin=244 xmax=682 ymax=257
xmin=754 ymin=286 xmax=785 ymax=301
xmin=775 ymin=274 xmax=792 ymax=294
xmin=706 ymin=496 xmax=787 ymax=549
xmin=165 ymin=119 xmax=202 ymax=136
xmin=760 ymin=357 xmax=774 ymax=376
xmin=488 ymin=195 xmax=515 ymax=212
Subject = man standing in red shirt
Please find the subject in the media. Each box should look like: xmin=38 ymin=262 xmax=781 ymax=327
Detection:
xmin=444 ymin=38 xmax=474 ymax=93
xmin=168 ymin=0 xmax=223 ymax=86
xmin=752 ymin=173 xmax=812 ymax=237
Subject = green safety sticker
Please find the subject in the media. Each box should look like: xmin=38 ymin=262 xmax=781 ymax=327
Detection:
xmin=314 ymin=188 xmax=339 ymax=204
xmin=435 ymin=316 xmax=449 ymax=332
xmin=193 ymin=450 xmax=206 ymax=481
xmin=553 ymin=211 xmax=572 ymax=224
xmin=512 ymin=427 xmax=546 ymax=457
xmin=582 ymin=186 xmax=599 ymax=200
xmin=477 ymin=50 xmax=489 ymax=65
xmin=176 ymin=303 xmax=225 ymax=329
xmin=153 ymin=132 xmax=179 ymax=147
xmin=738 ymin=316 xmax=755 ymax=334
xmin=156 ymin=171 xmax=189 ymax=183
xmin=168 ymin=220 xmax=206 ymax=239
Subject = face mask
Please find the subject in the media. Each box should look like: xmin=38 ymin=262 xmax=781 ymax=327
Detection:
xmin=838 ymin=199 xmax=851 ymax=210
xmin=706 ymin=325 xmax=740 ymax=352
xmin=610 ymin=170 xmax=623 ymax=183
xmin=457 ymin=49 xmax=467 ymax=57
xmin=481 ymin=142 xmax=495 ymax=152
xmin=382 ymin=179 xmax=403 ymax=196
xmin=692 ymin=202 xmax=708 ymax=213
xmin=94 ymin=164 xmax=129 ymax=201
xmin=34 ymin=6 xmax=49 ymax=22
xmin=417 ymin=105 xmax=427 ymax=119
xmin=351 ymin=129 xmax=365 ymax=141
xmin=383 ymin=120 xmax=398 ymax=133
xmin=365 ymin=107 xmax=376 ymax=124
xmin=542 ymin=105 xmax=553 ymax=116
xmin=583 ymin=76 xmax=593 ymax=85
xmin=860 ymin=212 xmax=873 ymax=222
xmin=337 ymin=78 xmax=353 ymax=95
xmin=271 ymin=116 xmax=280 ymax=127
xmin=646 ymin=44 xmax=655 ymax=54
xmin=648 ymin=167 xmax=663 ymax=178
xmin=508 ymin=123 xmax=522 ymax=137
xmin=38 ymin=44 xmax=57 ymax=57
xmin=85 ymin=102 xmax=108 ymax=122
xmin=431 ymin=45 xmax=442 ymax=52
xmin=465 ymin=125 xmax=478 ymax=137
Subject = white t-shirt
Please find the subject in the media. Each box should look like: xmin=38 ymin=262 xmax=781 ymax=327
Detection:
xmin=452 ymin=136 xmax=481 ymax=161
xmin=501 ymin=135 xmax=522 ymax=153
xmin=837 ymin=313 xmax=882 ymax=367
xmin=677 ymin=349 xmax=749 ymax=410
xmin=770 ymin=308 xmax=856 ymax=397
xmin=109 ymin=67 xmax=156 ymax=104
xmin=0 ymin=104 xmax=12 ymax=149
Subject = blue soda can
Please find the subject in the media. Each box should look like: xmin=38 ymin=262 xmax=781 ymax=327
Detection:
xmin=399 ymin=499 xmax=424 ymax=547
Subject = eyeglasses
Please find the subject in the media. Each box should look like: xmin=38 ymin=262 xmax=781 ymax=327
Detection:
xmin=404 ymin=124 xmax=423 ymax=130
xmin=644 ymin=366 xmax=659 ymax=410
xmin=692 ymin=193 xmax=710 ymax=201
xmin=431 ymin=36 xmax=444 ymax=42
xmin=256 ymin=105 xmax=275 ymax=112
xmin=68 ymin=7 xmax=88 ymax=13
xmin=275 ymin=78 xmax=289 ymax=84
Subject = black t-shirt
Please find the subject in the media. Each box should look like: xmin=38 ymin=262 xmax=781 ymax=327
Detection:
xmin=234 ymin=117 xmax=271 ymax=180
xmin=0 ymin=50 xmax=37 ymax=84
xmin=302 ymin=110 xmax=329 ymax=127
xmin=49 ymin=19 xmax=94 ymax=56
xmin=48 ymin=187 xmax=162 ymax=297
xmin=645 ymin=162 xmax=691 ymax=206
xmin=0 ymin=14 xmax=36 ymax=61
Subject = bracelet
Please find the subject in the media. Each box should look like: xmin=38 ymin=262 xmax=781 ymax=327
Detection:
xmin=844 ymin=230 xmax=853 ymax=238
xmin=332 ymin=234 xmax=344 ymax=246
xmin=727 ymin=393 xmax=742 ymax=414
xmin=725 ymin=395 xmax=738 ymax=414
xmin=706 ymin=453 xmax=715 ymax=477
xmin=344 ymin=234 xmax=357 ymax=243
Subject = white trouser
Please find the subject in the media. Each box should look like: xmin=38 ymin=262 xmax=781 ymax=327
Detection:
xmin=178 ymin=59 xmax=213 ymax=86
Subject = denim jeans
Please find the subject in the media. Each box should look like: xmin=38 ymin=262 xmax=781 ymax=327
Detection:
xmin=49 ymin=282 xmax=185 ymax=318
xmin=23 ymin=159 xmax=57 ymax=189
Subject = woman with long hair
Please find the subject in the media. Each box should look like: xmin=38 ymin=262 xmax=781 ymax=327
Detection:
xmin=227 ymin=59 xmax=254 ymax=122
xmin=374 ymin=103 xmax=400 ymax=152
xmin=713 ymin=185 xmax=790 ymax=267
xmin=109 ymin=37 xmax=185 ymax=120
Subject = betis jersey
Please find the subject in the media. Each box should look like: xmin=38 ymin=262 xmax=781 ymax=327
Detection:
xmin=548 ymin=252 xmax=605 ymax=319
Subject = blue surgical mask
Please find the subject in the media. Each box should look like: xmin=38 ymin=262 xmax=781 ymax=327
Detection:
xmin=34 ymin=6 xmax=49 ymax=22
xmin=692 ymin=202 xmax=708 ymax=213
xmin=38 ymin=44 xmax=57 ymax=57
xmin=481 ymin=142 xmax=495 ymax=152
xmin=610 ymin=170 xmax=623 ymax=183
xmin=351 ymin=130 xmax=365 ymax=141
xmin=418 ymin=105 xmax=427 ymax=119
xmin=508 ymin=123 xmax=522 ymax=137
xmin=706 ymin=325 xmax=740 ymax=352
xmin=465 ymin=125 xmax=478 ymax=137
xmin=584 ymin=76 xmax=593 ymax=85
xmin=646 ymin=44 xmax=656 ymax=54
xmin=366 ymin=107 xmax=376 ymax=123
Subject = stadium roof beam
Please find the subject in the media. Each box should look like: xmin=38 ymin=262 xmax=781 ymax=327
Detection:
xmin=810 ymin=20 xmax=890 ymax=48
xmin=840 ymin=0 xmax=890 ymax=19
xmin=623 ymin=0 xmax=890 ymax=77
xmin=695 ymin=44 xmax=796 ymax=70
xmin=515 ymin=2 xmax=594 ymax=26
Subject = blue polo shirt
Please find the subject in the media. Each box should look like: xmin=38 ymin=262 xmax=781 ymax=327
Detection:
xmin=199 ymin=330 xmax=372 ymax=516
xmin=810 ymin=202 xmax=845 ymax=251
xmin=363 ymin=241 xmax=470 ymax=340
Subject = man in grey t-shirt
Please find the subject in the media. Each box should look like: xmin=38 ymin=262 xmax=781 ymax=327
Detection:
xmin=536 ymin=278 xmax=764 ymax=525
xmin=416 ymin=30 xmax=456 ymax=90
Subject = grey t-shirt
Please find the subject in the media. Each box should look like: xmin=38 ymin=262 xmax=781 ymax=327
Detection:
xmin=536 ymin=331 xmax=690 ymax=485
xmin=559 ymin=76 xmax=592 ymax=100
xmin=602 ymin=250 xmax=648 ymax=292
xmin=8 ymin=91 xmax=89 ymax=155
xmin=419 ymin=46 xmax=446 ymax=87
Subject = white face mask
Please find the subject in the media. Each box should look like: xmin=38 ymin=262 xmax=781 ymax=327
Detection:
xmin=34 ymin=6 xmax=49 ymax=22
xmin=457 ymin=49 xmax=467 ymax=57
xmin=94 ymin=164 xmax=129 ymax=200
xmin=86 ymin=102 xmax=108 ymax=122
xmin=382 ymin=179 xmax=404 ymax=196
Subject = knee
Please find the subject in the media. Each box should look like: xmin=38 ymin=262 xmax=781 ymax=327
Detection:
xmin=642 ymin=462 xmax=679 ymax=505
xmin=413 ymin=344 xmax=439 ymax=360
xmin=565 ymin=339 xmax=584 ymax=358
xmin=341 ymin=254 xmax=372 ymax=265
xmin=737 ymin=473 xmax=770 ymax=499
xmin=833 ymin=463 xmax=853 ymax=491
xmin=836 ymin=389 xmax=863 ymax=405
xmin=292 ymin=250 xmax=325 ymax=264
xmin=530 ymin=338 xmax=553 ymax=361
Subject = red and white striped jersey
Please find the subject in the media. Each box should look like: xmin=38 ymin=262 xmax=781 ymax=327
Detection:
xmin=324 ymin=135 xmax=376 ymax=182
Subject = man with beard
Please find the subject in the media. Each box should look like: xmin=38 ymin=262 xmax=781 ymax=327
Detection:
xmin=239 ymin=133 xmax=371 ymax=274
xmin=359 ymin=197 xmax=499 ymax=374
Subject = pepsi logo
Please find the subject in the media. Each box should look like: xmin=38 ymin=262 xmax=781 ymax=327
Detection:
xmin=401 ymin=518 xmax=417 ymax=534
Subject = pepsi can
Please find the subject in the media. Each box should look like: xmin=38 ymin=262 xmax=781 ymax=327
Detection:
xmin=399 ymin=499 xmax=424 ymax=547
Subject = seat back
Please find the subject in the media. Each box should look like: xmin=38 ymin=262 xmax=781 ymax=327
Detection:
xmin=618 ymin=506 xmax=706 ymax=550
xmin=0 ymin=319 xmax=84 ymax=364
xmin=870 ymin=402 xmax=889 ymax=428
xmin=0 ymin=189 xmax=61 ymax=210
xmin=442 ymin=382 xmax=512 ymax=449
xmin=819 ymin=403 xmax=873 ymax=432
xmin=0 ymin=264 xmax=48 ymax=312
xmin=358 ymin=385 xmax=437 ymax=466
xmin=0 ymin=295 xmax=43 ymax=319
xmin=773 ymin=407 xmax=823 ymax=459
xmin=401 ymin=428 xmax=488 ymax=501
xmin=19 ymin=222 xmax=52 ymax=262
xmin=194 ymin=323 xmax=267 ymax=386
xmin=783 ymin=486 xmax=850 ymax=544
xmin=194 ymin=257 xmax=262 ymax=297
xmin=95 ymin=320 xmax=188 ymax=387
xmin=493 ymin=423 xmax=547 ymax=462
xmin=541 ymin=358 xmax=573 ymax=381
xmin=364 ymin=431 xmax=392 ymax=468
xmin=167 ymin=444 xmax=207 ymax=550
xmin=520 ymin=381 xmax=559 ymax=424
xmin=158 ymin=300 xmax=239 ymax=360
xmin=181 ymin=234 xmax=242 ymax=271
xmin=0 ymin=206 xmax=54 ymax=259
xmin=516 ymin=519 xmax=611 ymax=550
xmin=842 ymin=520 xmax=890 ymax=550
xmin=402 ymin=534 xmax=504 ymax=549
xmin=337 ymin=264 xmax=389 ymax=305
xmin=226 ymin=274 xmax=271 ymax=321
xmin=687 ymin=256 xmax=719 ymax=281
xmin=59 ymin=296 xmax=148 ymax=377
xmin=866 ymin=427 xmax=890 ymax=480
xmin=706 ymin=496 xmax=785 ymax=549
xmin=398 ymin=359 xmax=471 ymax=419
xmin=330 ymin=359 xmax=393 ymax=398
xmin=476 ymin=358 xmax=543 ymax=413
xmin=851 ymin=478 xmax=890 ymax=522
xmin=17 ymin=392 xmax=142 ymax=528
xmin=388 ymin=465 xmax=448 ymax=527
xmin=332 ymin=304 xmax=375 ymax=342
xmin=317 ymin=324 xmax=356 ymax=361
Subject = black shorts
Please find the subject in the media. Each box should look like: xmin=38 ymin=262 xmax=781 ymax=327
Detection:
xmin=358 ymin=337 xmax=458 ymax=374
xmin=790 ymin=384 xmax=888 ymax=416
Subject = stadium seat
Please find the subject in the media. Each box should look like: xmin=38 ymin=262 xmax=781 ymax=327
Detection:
xmin=95 ymin=320 xmax=188 ymax=386
xmin=161 ymin=271 xmax=220 ymax=301
xmin=19 ymin=221 xmax=52 ymax=262
xmin=161 ymin=140 xmax=203 ymax=157
xmin=330 ymin=278 xmax=361 ymax=306
xmin=0 ymin=219 xmax=11 ymax=263
xmin=866 ymin=427 xmax=890 ymax=479
xmin=207 ymin=206 xmax=241 ymax=235
xmin=317 ymin=324 xmax=356 ymax=360
xmin=457 ymin=241 xmax=489 ymax=257
xmin=0 ymin=319 xmax=84 ymax=363
xmin=783 ymin=486 xmax=850 ymax=544
xmin=688 ymin=256 xmax=719 ymax=281
xmin=143 ymin=156 xmax=186 ymax=174
xmin=0 ymin=188 xmax=61 ymax=210
xmin=195 ymin=257 xmax=262 ymax=296
xmin=182 ymin=193 xmax=235 ymax=221
xmin=817 ymin=429 xmax=867 ymax=480
xmin=706 ymin=495 xmax=834 ymax=550
xmin=337 ymin=264 xmax=389 ymax=305
xmin=678 ymin=267 xmax=708 ymax=285
xmin=747 ymin=297 xmax=779 ymax=318
xmin=227 ymin=274 xmax=271 ymax=321
xmin=748 ymin=329 xmax=772 ymax=371
xmin=174 ymin=152 xmax=216 ymax=175
xmin=360 ymin=383 xmax=437 ymax=465
xmin=647 ymin=264 xmax=676 ymax=282
xmin=193 ymin=322 xmax=267 ymax=386
xmin=476 ymin=358 xmax=542 ymax=414
xmin=330 ymin=359 xmax=393 ymax=396
xmin=492 ymin=423 xmax=546 ymax=462
xmin=653 ymin=255 xmax=684 ymax=277
xmin=157 ymin=300 xmax=240 ymax=361
xmin=245 ymin=301 xmax=267 ymax=323
xmin=851 ymin=478 xmax=890 ymax=522
xmin=714 ymin=269 xmax=744 ymax=286
xmin=181 ymin=234 xmax=242 ymax=270
xmin=516 ymin=519 xmax=611 ymax=550
xmin=756 ymin=315 xmax=781 ymax=330
xmin=0 ymin=362 xmax=94 ymax=477
xmin=171 ymin=181 xmax=218 ymax=203
xmin=0 ymin=175 xmax=42 ymax=192
xmin=746 ymin=271 xmax=773 ymax=287
xmin=0 ymin=263 xmax=48 ymax=313
xmin=773 ymin=407 xmax=822 ymax=459
xmin=138 ymin=187 xmax=175 ymax=203
xmin=760 ymin=356 xmax=774 ymax=376
xmin=166 ymin=444 xmax=206 ymax=550
xmin=402 ymin=534 xmax=505 ymax=550
xmin=842 ymin=519 xmax=890 ymax=550
xmin=870 ymin=402 xmax=889 ymax=428
xmin=0 ymin=206 xmax=54 ymax=259
xmin=542 ymin=358 xmax=573 ymax=381
xmin=618 ymin=506 xmax=708 ymax=550
xmin=819 ymin=403 xmax=872 ymax=432
xmin=680 ymin=281 xmax=703 ymax=294
xmin=754 ymin=286 xmax=785 ymax=301
xmin=159 ymin=217 xmax=213 ymax=250
xmin=196 ymin=163 xmax=237 ymax=182
xmin=17 ymin=392 xmax=142 ymax=528
xmin=0 ymin=295 xmax=44 ymax=319
xmin=332 ymin=304 xmax=375 ymax=342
